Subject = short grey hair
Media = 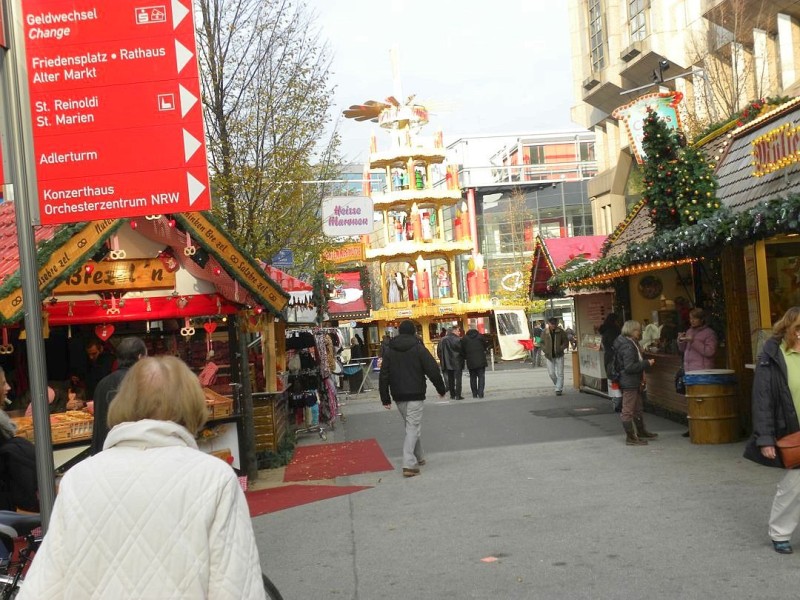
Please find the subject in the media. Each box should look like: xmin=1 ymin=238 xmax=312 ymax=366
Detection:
xmin=620 ymin=319 xmax=642 ymax=337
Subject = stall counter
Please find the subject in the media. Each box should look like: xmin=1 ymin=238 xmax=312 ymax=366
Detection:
xmin=643 ymin=352 xmax=687 ymax=416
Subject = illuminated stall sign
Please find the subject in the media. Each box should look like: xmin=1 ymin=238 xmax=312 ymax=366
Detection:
xmin=613 ymin=91 xmax=684 ymax=164
xmin=752 ymin=122 xmax=800 ymax=177
xmin=53 ymin=259 xmax=176 ymax=293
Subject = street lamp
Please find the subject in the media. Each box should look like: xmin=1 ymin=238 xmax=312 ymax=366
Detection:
xmin=652 ymin=59 xmax=670 ymax=83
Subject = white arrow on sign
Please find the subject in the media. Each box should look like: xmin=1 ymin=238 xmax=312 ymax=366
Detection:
xmin=172 ymin=0 xmax=190 ymax=29
xmin=175 ymin=40 xmax=193 ymax=72
xmin=183 ymin=129 xmax=201 ymax=161
xmin=187 ymin=173 xmax=205 ymax=205
xmin=179 ymin=84 xmax=198 ymax=117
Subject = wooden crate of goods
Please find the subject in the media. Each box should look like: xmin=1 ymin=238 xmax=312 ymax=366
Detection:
xmin=12 ymin=411 xmax=93 ymax=444
xmin=203 ymin=388 xmax=233 ymax=420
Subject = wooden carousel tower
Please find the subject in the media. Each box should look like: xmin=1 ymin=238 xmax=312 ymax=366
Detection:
xmin=343 ymin=93 xmax=491 ymax=352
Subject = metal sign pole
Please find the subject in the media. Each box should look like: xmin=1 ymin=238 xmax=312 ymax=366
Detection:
xmin=0 ymin=0 xmax=56 ymax=529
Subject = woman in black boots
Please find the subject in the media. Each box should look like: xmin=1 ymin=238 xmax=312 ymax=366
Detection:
xmin=611 ymin=320 xmax=658 ymax=446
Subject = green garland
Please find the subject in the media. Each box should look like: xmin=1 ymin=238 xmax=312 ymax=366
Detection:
xmin=551 ymin=193 xmax=800 ymax=291
xmin=0 ymin=220 xmax=125 ymax=325
xmin=172 ymin=211 xmax=289 ymax=318
xmin=693 ymin=96 xmax=791 ymax=143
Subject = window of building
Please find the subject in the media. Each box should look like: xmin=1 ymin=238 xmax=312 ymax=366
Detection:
xmin=628 ymin=0 xmax=647 ymax=43
xmin=588 ymin=0 xmax=606 ymax=71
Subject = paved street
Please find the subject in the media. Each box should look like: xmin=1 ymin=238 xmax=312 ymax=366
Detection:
xmin=252 ymin=359 xmax=794 ymax=599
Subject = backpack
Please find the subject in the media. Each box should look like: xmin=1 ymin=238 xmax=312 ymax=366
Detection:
xmin=607 ymin=346 xmax=622 ymax=383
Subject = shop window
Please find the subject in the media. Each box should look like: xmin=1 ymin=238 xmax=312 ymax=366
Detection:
xmin=765 ymin=240 xmax=800 ymax=324
xmin=495 ymin=311 xmax=524 ymax=336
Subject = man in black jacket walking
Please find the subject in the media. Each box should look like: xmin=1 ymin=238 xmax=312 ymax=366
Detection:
xmin=380 ymin=320 xmax=447 ymax=477
xmin=90 ymin=336 xmax=147 ymax=455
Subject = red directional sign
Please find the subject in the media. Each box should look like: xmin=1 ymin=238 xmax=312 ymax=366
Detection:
xmin=23 ymin=0 xmax=211 ymax=225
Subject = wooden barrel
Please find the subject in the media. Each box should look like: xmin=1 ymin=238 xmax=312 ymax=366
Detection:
xmin=685 ymin=369 xmax=739 ymax=444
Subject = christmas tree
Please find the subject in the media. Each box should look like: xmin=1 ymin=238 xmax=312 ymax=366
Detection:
xmin=640 ymin=109 xmax=719 ymax=230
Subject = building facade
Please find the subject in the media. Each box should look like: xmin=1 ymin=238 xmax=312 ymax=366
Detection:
xmin=445 ymin=131 xmax=598 ymax=297
xmin=568 ymin=0 xmax=800 ymax=235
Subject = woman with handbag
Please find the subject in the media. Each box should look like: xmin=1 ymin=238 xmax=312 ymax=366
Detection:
xmin=611 ymin=320 xmax=657 ymax=446
xmin=744 ymin=306 xmax=800 ymax=554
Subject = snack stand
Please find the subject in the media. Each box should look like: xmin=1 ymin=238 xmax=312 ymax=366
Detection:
xmin=0 ymin=205 xmax=289 ymax=477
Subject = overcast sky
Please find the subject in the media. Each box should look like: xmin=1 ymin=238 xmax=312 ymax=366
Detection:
xmin=306 ymin=0 xmax=581 ymax=163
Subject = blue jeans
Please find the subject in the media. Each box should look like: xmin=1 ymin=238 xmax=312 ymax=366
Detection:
xmin=546 ymin=355 xmax=565 ymax=393
xmin=395 ymin=401 xmax=424 ymax=469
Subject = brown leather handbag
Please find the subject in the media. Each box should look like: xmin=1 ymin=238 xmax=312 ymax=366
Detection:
xmin=776 ymin=431 xmax=800 ymax=468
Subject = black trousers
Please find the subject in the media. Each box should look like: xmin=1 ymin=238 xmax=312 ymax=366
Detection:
xmin=445 ymin=369 xmax=463 ymax=398
xmin=469 ymin=367 xmax=485 ymax=397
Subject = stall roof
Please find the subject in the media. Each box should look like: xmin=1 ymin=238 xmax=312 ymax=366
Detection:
xmin=262 ymin=263 xmax=313 ymax=306
xmin=0 ymin=203 xmax=288 ymax=324
xmin=529 ymin=235 xmax=606 ymax=297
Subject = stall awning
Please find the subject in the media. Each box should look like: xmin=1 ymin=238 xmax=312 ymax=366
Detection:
xmin=529 ymin=235 xmax=606 ymax=297
xmin=327 ymin=270 xmax=370 ymax=321
xmin=262 ymin=263 xmax=313 ymax=306
xmin=0 ymin=204 xmax=289 ymax=324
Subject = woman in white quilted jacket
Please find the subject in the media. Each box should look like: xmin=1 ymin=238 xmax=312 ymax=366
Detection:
xmin=19 ymin=356 xmax=267 ymax=599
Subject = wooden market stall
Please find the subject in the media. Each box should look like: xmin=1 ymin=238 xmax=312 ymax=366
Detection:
xmin=0 ymin=205 xmax=289 ymax=476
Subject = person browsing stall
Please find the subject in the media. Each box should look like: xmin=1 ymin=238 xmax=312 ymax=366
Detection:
xmin=677 ymin=308 xmax=718 ymax=371
xmin=18 ymin=356 xmax=267 ymax=599
xmin=612 ymin=320 xmax=658 ymax=446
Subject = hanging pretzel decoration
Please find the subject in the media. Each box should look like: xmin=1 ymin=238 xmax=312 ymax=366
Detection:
xmin=183 ymin=231 xmax=196 ymax=256
xmin=0 ymin=328 xmax=13 ymax=355
xmin=108 ymin=234 xmax=126 ymax=260
xmin=180 ymin=318 xmax=195 ymax=338
xmin=106 ymin=294 xmax=120 ymax=315
xmin=145 ymin=214 xmax=161 ymax=220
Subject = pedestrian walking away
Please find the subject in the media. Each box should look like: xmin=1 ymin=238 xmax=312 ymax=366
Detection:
xmin=743 ymin=306 xmax=800 ymax=555
xmin=541 ymin=317 xmax=569 ymax=395
xmin=90 ymin=336 xmax=147 ymax=455
xmin=462 ymin=327 xmax=489 ymax=398
xmin=437 ymin=325 xmax=465 ymax=399
xmin=379 ymin=320 xmax=447 ymax=478
xmin=18 ymin=356 xmax=267 ymax=599
xmin=612 ymin=320 xmax=657 ymax=445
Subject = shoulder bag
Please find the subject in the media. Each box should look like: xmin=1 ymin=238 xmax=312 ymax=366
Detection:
xmin=776 ymin=431 xmax=800 ymax=469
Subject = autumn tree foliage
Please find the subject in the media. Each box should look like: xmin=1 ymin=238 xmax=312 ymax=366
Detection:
xmin=195 ymin=0 xmax=342 ymax=269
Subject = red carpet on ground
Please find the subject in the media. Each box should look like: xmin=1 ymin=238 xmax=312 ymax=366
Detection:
xmin=246 ymin=485 xmax=371 ymax=517
xmin=283 ymin=438 xmax=394 ymax=482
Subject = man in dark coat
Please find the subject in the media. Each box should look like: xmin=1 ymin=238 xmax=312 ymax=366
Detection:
xmin=83 ymin=338 xmax=116 ymax=401
xmin=462 ymin=328 xmax=489 ymax=398
xmin=380 ymin=320 xmax=446 ymax=477
xmin=90 ymin=337 xmax=147 ymax=455
xmin=541 ymin=318 xmax=569 ymax=396
xmin=437 ymin=326 xmax=465 ymax=399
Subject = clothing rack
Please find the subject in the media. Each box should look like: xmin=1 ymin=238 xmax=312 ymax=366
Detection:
xmin=285 ymin=327 xmax=343 ymax=441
